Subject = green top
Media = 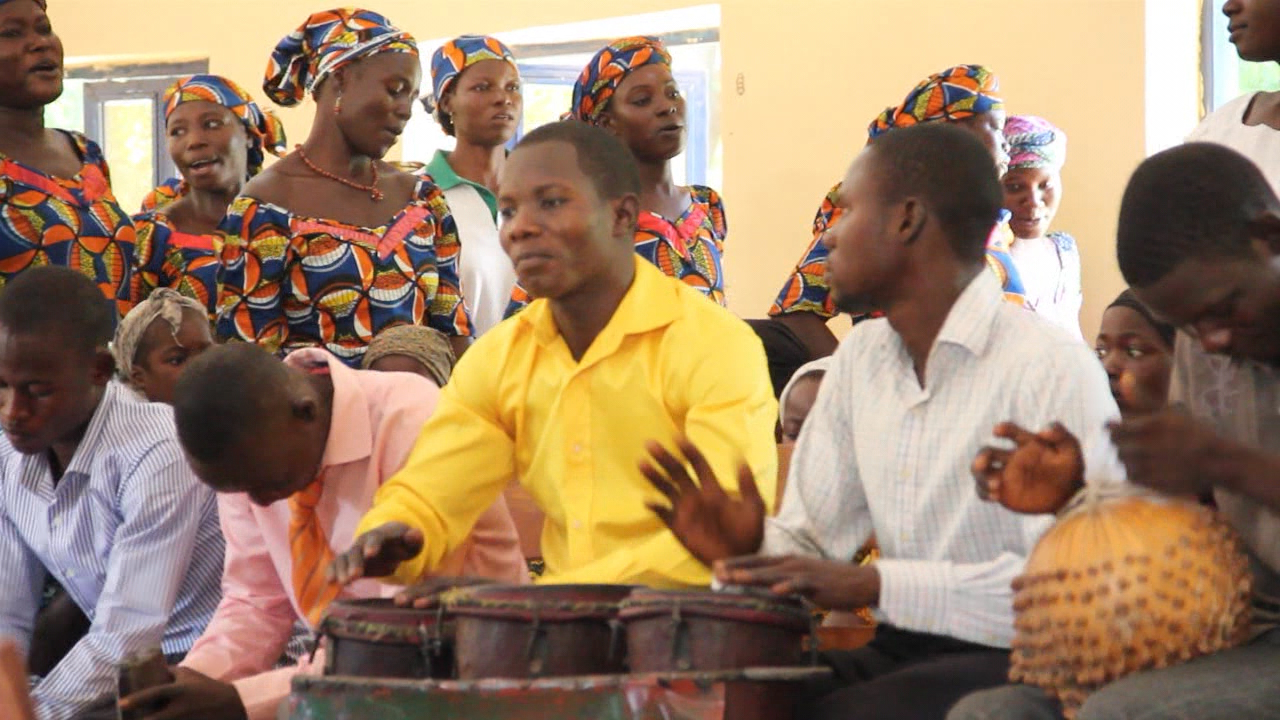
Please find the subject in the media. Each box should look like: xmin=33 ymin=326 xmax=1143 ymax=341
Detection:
xmin=426 ymin=150 xmax=498 ymax=221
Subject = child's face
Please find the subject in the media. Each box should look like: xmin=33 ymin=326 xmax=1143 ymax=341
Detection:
xmin=781 ymin=373 xmax=824 ymax=446
xmin=131 ymin=309 xmax=213 ymax=404
xmin=0 ymin=329 xmax=112 ymax=456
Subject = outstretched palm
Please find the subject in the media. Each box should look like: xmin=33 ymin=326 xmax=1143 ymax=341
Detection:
xmin=639 ymin=437 xmax=766 ymax=565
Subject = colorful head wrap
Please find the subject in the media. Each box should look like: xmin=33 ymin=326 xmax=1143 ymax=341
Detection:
xmin=1004 ymin=115 xmax=1067 ymax=172
xmin=112 ymin=288 xmax=208 ymax=383
xmin=867 ymin=64 xmax=1003 ymax=141
xmin=264 ymin=8 xmax=418 ymax=108
xmin=361 ymin=325 xmax=456 ymax=387
xmin=567 ymin=36 xmax=672 ymax=124
xmin=1107 ymin=289 xmax=1175 ymax=347
xmin=162 ymin=74 xmax=287 ymax=178
xmin=424 ymin=35 xmax=519 ymax=124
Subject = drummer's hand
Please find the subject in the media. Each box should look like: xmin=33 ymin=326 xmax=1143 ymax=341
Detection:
xmin=117 ymin=667 xmax=246 ymax=720
xmin=639 ymin=436 xmax=765 ymax=566
xmin=973 ymin=422 xmax=1084 ymax=515
xmin=714 ymin=555 xmax=879 ymax=610
xmin=1108 ymin=407 xmax=1219 ymax=497
xmin=328 ymin=522 xmax=424 ymax=585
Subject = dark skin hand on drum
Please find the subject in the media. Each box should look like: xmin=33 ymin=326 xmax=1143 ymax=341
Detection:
xmin=972 ymin=421 xmax=1085 ymax=515
xmin=328 ymin=521 xmax=425 ymax=585
xmin=639 ymin=436 xmax=765 ymax=565
xmin=714 ymin=554 xmax=881 ymax=611
xmin=117 ymin=667 xmax=246 ymax=720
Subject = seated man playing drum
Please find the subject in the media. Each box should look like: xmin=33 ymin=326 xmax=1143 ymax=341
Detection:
xmin=118 ymin=343 xmax=527 ymax=720
xmin=637 ymin=124 xmax=1120 ymax=720
xmin=330 ymin=120 xmax=777 ymax=591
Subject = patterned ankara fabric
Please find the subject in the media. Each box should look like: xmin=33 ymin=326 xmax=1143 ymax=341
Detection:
xmin=263 ymin=7 xmax=418 ymax=107
xmin=215 ymin=178 xmax=471 ymax=367
xmin=0 ymin=131 xmax=135 ymax=315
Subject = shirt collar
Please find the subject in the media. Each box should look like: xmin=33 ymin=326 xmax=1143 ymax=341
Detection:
xmin=425 ymin=149 xmax=465 ymax=191
xmin=425 ymin=149 xmax=499 ymax=220
xmin=933 ymin=269 xmax=1003 ymax=357
xmin=518 ymin=256 xmax=683 ymax=361
xmin=283 ymin=348 xmax=373 ymax=469
xmin=61 ymin=381 xmax=127 ymax=479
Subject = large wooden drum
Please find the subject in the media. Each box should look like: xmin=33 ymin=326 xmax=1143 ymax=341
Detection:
xmin=446 ymin=584 xmax=634 ymax=679
xmin=618 ymin=588 xmax=812 ymax=672
xmin=319 ymin=598 xmax=455 ymax=679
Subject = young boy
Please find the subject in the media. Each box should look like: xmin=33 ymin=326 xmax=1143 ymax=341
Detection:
xmin=121 ymin=343 xmax=527 ymax=720
xmin=0 ymin=266 xmax=223 ymax=720
xmin=329 ymin=120 xmax=777 ymax=590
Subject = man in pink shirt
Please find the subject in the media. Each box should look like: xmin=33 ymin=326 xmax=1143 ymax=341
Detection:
xmin=120 ymin=344 xmax=527 ymax=720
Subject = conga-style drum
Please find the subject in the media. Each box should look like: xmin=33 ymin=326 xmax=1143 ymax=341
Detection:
xmin=447 ymin=584 xmax=633 ymax=679
xmin=619 ymin=588 xmax=813 ymax=672
xmin=320 ymin=578 xmax=493 ymax=679
xmin=620 ymin=588 xmax=815 ymax=720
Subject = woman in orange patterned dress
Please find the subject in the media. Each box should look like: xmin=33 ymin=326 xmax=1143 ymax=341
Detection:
xmin=130 ymin=74 xmax=286 ymax=317
xmin=505 ymin=36 xmax=727 ymax=315
xmin=0 ymin=0 xmax=135 ymax=314
xmin=216 ymin=8 xmax=471 ymax=367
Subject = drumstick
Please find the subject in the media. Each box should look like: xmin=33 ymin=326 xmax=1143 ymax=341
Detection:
xmin=0 ymin=640 xmax=35 ymax=720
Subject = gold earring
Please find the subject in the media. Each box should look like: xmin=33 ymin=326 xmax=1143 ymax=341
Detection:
xmin=334 ymin=95 xmax=343 ymax=116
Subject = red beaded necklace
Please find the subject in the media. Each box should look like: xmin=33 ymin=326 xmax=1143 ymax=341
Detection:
xmin=295 ymin=144 xmax=384 ymax=202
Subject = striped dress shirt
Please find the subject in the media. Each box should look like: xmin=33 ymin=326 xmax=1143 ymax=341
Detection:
xmin=0 ymin=382 xmax=224 ymax=720
xmin=764 ymin=270 xmax=1118 ymax=648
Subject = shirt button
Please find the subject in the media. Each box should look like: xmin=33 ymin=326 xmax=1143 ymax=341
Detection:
xmin=572 ymin=443 xmax=583 ymax=454
xmin=65 ymin=569 xmax=76 ymax=579
xmin=572 ymin=520 xmax=584 ymax=530
xmin=50 ymin=518 xmax=60 ymax=529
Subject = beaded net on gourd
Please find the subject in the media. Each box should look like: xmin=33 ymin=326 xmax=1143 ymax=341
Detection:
xmin=1009 ymin=485 xmax=1253 ymax=718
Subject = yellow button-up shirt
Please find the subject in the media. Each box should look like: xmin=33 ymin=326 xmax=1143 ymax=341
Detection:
xmin=357 ymin=257 xmax=777 ymax=588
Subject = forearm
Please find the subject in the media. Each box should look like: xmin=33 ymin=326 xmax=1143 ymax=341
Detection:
xmin=1212 ymin=438 xmax=1280 ymax=512
xmin=875 ymin=551 xmax=1030 ymax=649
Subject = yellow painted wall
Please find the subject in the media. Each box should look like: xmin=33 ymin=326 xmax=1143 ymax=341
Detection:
xmin=51 ymin=0 xmax=1171 ymax=339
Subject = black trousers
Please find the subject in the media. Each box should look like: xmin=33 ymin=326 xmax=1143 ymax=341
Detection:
xmin=799 ymin=624 xmax=1011 ymax=720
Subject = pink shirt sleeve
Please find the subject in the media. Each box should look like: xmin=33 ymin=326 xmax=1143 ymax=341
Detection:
xmin=180 ymin=494 xmax=298 ymax=715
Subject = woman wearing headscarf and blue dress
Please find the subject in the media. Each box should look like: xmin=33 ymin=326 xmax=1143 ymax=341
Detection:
xmin=216 ymin=8 xmax=472 ymax=366
xmin=505 ymin=36 xmax=729 ymax=316
xmin=418 ymin=35 xmax=522 ymax=336
xmin=130 ymin=75 xmax=287 ymax=316
xmin=762 ymin=65 xmax=1027 ymax=370
xmin=1002 ymin=115 xmax=1082 ymax=340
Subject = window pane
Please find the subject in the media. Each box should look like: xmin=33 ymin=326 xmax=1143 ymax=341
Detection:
xmin=521 ymin=82 xmax=572 ymax=131
xmin=101 ymin=98 xmax=154 ymax=214
xmin=1238 ymin=60 xmax=1280 ymax=96
xmin=44 ymin=79 xmax=86 ymax=134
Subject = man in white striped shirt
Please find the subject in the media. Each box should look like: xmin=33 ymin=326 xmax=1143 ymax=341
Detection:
xmin=642 ymin=124 xmax=1118 ymax=719
xmin=0 ymin=267 xmax=224 ymax=720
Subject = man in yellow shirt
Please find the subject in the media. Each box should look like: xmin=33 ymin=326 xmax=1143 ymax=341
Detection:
xmin=330 ymin=120 xmax=776 ymax=589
